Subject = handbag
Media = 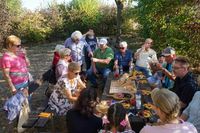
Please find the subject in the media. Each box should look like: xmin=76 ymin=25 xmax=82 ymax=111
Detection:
xmin=17 ymin=99 xmax=30 ymax=133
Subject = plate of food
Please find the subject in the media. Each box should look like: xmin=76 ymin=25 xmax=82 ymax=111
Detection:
xmin=139 ymin=110 xmax=152 ymax=118
xmin=141 ymin=90 xmax=151 ymax=95
xmin=143 ymin=103 xmax=154 ymax=110
xmin=96 ymin=100 xmax=109 ymax=114
xmin=107 ymin=93 xmax=132 ymax=100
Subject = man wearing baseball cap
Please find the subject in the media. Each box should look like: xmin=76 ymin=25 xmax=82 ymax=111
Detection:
xmin=87 ymin=38 xmax=114 ymax=88
xmin=157 ymin=47 xmax=176 ymax=89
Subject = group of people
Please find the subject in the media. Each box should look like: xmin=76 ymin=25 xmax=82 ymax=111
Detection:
xmin=0 ymin=30 xmax=200 ymax=133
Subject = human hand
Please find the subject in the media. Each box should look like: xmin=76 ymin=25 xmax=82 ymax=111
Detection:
xmin=88 ymin=52 xmax=93 ymax=57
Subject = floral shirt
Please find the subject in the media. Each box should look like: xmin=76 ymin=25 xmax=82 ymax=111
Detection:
xmin=99 ymin=129 xmax=135 ymax=133
xmin=48 ymin=76 xmax=78 ymax=115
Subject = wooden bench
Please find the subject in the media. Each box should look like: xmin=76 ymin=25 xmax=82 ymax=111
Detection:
xmin=22 ymin=105 xmax=55 ymax=132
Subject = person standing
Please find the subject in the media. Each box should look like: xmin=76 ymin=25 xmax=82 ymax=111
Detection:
xmin=84 ymin=29 xmax=98 ymax=70
xmin=134 ymin=38 xmax=157 ymax=77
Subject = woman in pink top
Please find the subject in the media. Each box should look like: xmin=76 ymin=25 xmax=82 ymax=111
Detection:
xmin=140 ymin=88 xmax=197 ymax=133
xmin=1 ymin=35 xmax=30 ymax=95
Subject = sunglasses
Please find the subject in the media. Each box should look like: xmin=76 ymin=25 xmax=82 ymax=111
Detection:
xmin=119 ymin=47 xmax=125 ymax=49
xmin=13 ymin=44 xmax=21 ymax=48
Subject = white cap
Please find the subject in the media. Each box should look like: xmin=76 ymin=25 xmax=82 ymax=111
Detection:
xmin=99 ymin=38 xmax=108 ymax=45
xmin=54 ymin=44 xmax=65 ymax=52
xmin=119 ymin=41 xmax=128 ymax=47
xmin=71 ymin=31 xmax=83 ymax=40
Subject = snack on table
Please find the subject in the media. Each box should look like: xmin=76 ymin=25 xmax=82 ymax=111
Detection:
xmin=96 ymin=100 xmax=109 ymax=114
xmin=142 ymin=110 xmax=152 ymax=118
xmin=143 ymin=103 xmax=154 ymax=110
xmin=141 ymin=90 xmax=151 ymax=95
xmin=122 ymin=103 xmax=131 ymax=109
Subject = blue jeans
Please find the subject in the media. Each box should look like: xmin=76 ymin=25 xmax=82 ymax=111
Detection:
xmin=87 ymin=66 xmax=111 ymax=86
xmin=135 ymin=65 xmax=152 ymax=78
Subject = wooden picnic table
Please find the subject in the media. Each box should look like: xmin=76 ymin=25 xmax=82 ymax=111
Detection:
xmin=101 ymin=72 xmax=158 ymax=133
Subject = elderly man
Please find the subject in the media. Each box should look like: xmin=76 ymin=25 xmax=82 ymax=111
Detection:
xmin=134 ymin=38 xmax=157 ymax=77
xmin=113 ymin=41 xmax=133 ymax=73
xmin=170 ymin=56 xmax=199 ymax=112
xmin=64 ymin=30 xmax=92 ymax=71
xmin=87 ymin=38 xmax=114 ymax=87
xmin=156 ymin=47 xmax=176 ymax=89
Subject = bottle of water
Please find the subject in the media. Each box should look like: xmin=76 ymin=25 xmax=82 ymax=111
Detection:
xmin=136 ymin=92 xmax=141 ymax=110
xmin=119 ymin=65 xmax=123 ymax=75
xmin=129 ymin=58 xmax=134 ymax=76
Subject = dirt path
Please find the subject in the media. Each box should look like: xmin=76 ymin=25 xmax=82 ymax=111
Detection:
xmin=0 ymin=41 xmax=62 ymax=133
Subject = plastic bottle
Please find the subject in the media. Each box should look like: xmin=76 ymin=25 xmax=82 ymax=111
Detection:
xmin=114 ymin=67 xmax=120 ymax=78
xmin=119 ymin=65 xmax=123 ymax=75
xmin=135 ymin=92 xmax=141 ymax=109
xmin=129 ymin=58 xmax=134 ymax=76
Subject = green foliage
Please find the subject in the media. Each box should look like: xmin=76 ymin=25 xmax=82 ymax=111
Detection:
xmin=136 ymin=0 xmax=200 ymax=66
xmin=6 ymin=0 xmax=22 ymax=15
xmin=15 ymin=12 xmax=51 ymax=42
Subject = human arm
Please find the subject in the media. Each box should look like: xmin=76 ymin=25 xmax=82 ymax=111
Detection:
xmin=2 ymin=68 xmax=16 ymax=93
xmin=65 ymin=88 xmax=78 ymax=102
xmin=91 ymin=58 xmax=112 ymax=65
xmin=156 ymin=63 xmax=176 ymax=81
xmin=134 ymin=45 xmax=145 ymax=59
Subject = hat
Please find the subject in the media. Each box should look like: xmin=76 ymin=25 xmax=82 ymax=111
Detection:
xmin=99 ymin=38 xmax=108 ymax=45
xmin=54 ymin=44 xmax=65 ymax=52
xmin=119 ymin=41 xmax=128 ymax=47
xmin=162 ymin=47 xmax=175 ymax=56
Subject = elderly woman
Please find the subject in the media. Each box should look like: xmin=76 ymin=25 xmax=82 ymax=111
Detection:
xmin=140 ymin=88 xmax=197 ymax=133
xmin=66 ymin=88 xmax=102 ymax=133
xmin=1 ymin=35 xmax=30 ymax=95
xmin=55 ymin=48 xmax=71 ymax=80
xmin=48 ymin=62 xmax=86 ymax=115
xmin=64 ymin=30 xmax=92 ymax=69
xmin=113 ymin=41 xmax=133 ymax=73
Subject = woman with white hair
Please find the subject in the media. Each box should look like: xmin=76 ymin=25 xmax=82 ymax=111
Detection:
xmin=113 ymin=41 xmax=133 ymax=73
xmin=64 ymin=31 xmax=92 ymax=69
xmin=55 ymin=48 xmax=71 ymax=80
xmin=140 ymin=88 xmax=197 ymax=133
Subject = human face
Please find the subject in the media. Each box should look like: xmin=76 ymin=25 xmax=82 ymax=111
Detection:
xmin=99 ymin=44 xmax=106 ymax=50
xmin=119 ymin=47 xmax=126 ymax=53
xmin=172 ymin=62 xmax=186 ymax=77
xmin=144 ymin=41 xmax=152 ymax=49
xmin=164 ymin=55 xmax=173 ymax=63
xmin=11 ymin=42 xmax=22 ymax=52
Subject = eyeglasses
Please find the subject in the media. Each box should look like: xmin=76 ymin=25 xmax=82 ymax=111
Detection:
xmin=13 ymin=44 xmax=21 ymax=48
xmin=119 ymin=47 xmax=125 ymax=50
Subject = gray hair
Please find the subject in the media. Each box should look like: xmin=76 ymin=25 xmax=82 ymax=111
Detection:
xmin=71 ymin=31 xmax=83 ymax=40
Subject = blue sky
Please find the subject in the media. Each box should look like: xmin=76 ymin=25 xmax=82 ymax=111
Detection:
xmin=21 ymin=0 xmax=116 ymax=11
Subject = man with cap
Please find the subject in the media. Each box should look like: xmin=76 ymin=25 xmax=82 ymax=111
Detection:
xmin=134 ymin=38 xmax=157 ymax=77
xmin=87 ymin=38 xmax=114 ymax=87
xmin=113 ymin=41 xmax=133 ymax=73
xmin=156 ymin=47 xmax=176 ymax=89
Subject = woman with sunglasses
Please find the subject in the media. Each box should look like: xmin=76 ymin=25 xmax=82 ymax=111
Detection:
xmin=1 ymin=35 xmax=30 ymax=95
xmin=48 ymin=62 xmax=86 ymax=115
xmin=113 ymin=41 xmax=133 ymax=74
xmin=140 ymin=88 xmax=197 ymax=133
